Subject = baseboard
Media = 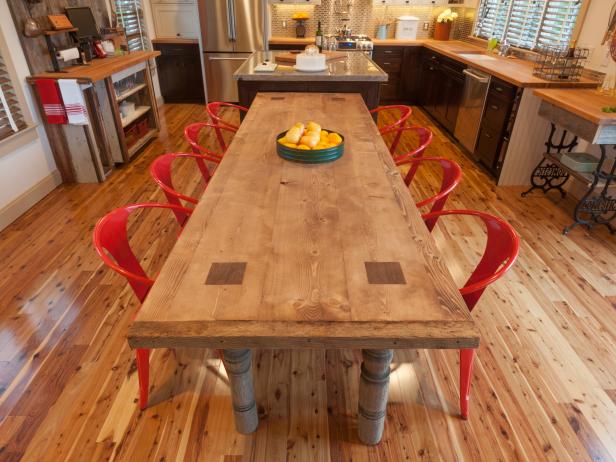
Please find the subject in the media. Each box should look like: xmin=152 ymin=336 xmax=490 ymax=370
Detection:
xmin=0 ymin=170 xmax=62 ymax=232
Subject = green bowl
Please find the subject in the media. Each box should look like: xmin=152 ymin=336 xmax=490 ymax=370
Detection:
xmin=276 ymin=129 xmax=344 ymax=164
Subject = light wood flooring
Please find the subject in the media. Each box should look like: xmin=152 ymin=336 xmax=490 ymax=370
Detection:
xmin=0 ymin=103 xmax=614 ymax=461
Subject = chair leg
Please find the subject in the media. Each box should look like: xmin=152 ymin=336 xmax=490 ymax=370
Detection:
xmin=136 ymin=348 xmax=150 ymax=410
xmin=459 ymin=348 xmax=476 ymax=420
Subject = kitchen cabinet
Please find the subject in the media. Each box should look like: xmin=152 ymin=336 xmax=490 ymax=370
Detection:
xmin=153 ymin=41 xmax=205 ymax=104
xmin=400 ymin=47 xmax=421 ymax=104
xmin=268 ymin=0 xmax=321 ymax=4
xmin=418 ymin=49 xmax=465 ymax=133
xmin=474 ymin=77 xmax=519 ymax=175
xmin=372 ymin=46 xmax=403 ymax=102
xmin=152 ymin=3 xmax=200 ymax=39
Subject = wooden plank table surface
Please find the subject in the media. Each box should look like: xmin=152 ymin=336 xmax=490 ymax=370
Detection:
xmin=127 ymin=92 xmax=480 ymax=444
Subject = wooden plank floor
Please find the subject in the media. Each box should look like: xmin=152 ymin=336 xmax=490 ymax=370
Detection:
xmin=0 ymin=103 xmax=615 ymax=461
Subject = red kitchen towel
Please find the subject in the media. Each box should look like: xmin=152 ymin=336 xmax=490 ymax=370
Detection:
xmin=35 ymin=79 xmax=67 ymax=124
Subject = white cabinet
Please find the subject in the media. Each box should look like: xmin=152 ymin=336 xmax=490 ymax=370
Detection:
xmin=268 ymin=0 xmax=321 ymax=4
xmin=152 ymin=3 xmax=200 ymax=39
xmin=373 ymin=0 xmax=409 ymax=5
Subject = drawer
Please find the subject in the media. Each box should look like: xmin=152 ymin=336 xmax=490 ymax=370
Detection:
xmin=154 ymin=43 xmax=199 ymax=56
xmin=373 ymin=48 xmax=403 ymax=59
xmin=375 ymin=59 xmax=402 ymax=73
xmin=474 ymin=126 xmax=501 ymax=171
xmin=489 ymin=77 xmax=517 ymax=101
xmin=481 ymin=94 xmax=512 ymax=132
xmin=380 ymin=79 xmax=400 ymax=101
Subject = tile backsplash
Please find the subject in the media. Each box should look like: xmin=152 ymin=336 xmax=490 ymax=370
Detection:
xmin=270 ymin=1 xmax=476 ymax=41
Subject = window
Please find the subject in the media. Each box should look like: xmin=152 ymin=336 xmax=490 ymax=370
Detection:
xmin=113 ymin=0 xmax=150 ymax=52
xmin=474 ymin=0 xmax=583 ymax=51
xmin=0 ymin=52 xmax=27 ymax=142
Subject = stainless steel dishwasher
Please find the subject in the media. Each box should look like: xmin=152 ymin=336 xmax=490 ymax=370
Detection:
xmin=454 ymin=68 xmax=491 ymax=155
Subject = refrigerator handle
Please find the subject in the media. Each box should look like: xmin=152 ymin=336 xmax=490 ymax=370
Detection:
xmin=227 ymin=0 xmax=237 ymax=42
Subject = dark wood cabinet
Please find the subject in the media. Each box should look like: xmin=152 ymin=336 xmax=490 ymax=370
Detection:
xmin=474 ymin=77 xmax=519 ymax=175
xmin=372 ymin=46 xmax=404 ymax=102
xmin=417 ymin=49 xmax=465 ymax=133
xmin=153 ymin=42 xmax=205 ymax=104
xmin=401 ymin=47 xmax=422 ymax=104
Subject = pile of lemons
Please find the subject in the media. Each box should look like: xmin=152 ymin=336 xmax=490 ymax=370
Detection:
xmin=278 ymin=122 xmax=343 ymax=151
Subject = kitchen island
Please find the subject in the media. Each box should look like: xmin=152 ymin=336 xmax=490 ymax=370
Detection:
xmin=233 ymin=51 xmax=388 ymax=112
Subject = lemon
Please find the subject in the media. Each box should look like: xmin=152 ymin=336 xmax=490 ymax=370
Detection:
xmin=328 ymin=132 xmax=343 ymax=144
xmin=278 ymin=137 xmax=288 ymax=144
xmin=283 ymin=142 xmax=298 ymax=149
xmin=320 ymin=130 xmax=329 ymax=137
xmin=296 ymin=145 xmax=311 ymax=150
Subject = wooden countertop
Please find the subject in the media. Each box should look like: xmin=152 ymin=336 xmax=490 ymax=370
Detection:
xmin=268 ymin=37 xmax=599 ymax=88
xmin=533 ymin=88 xmax=616 ymax=126
xmin=152 ymin=38 xmax=199 ymax=45
xmin=28 ymin=51 xmax=160 ymax=82
xmin=128 ymin=92 xmax=478 ymax=350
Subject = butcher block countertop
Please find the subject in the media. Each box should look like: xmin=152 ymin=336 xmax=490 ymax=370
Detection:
xmin=533 ymin=88 xmax=616 ymax=126
xmin=269 ymin=37 xmax=599 ymax=88
xmin=28 ymin=51 xmax=160 ymax=82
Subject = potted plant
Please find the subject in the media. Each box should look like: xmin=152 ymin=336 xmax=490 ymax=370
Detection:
xmin=434 ymin=9 xmax=458 ymax=41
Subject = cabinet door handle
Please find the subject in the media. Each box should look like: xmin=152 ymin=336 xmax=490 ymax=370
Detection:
xmin=495 ymin=86 xmax=503 ymax=92
xmin=383 ymin=62 xmax=392 ymax=65
xmin=490 ymin=104 xmax=499 ymax=110
xmin=384 ymin=50 xmax=393 ymax=53
xmin=485 ymin=133 xmax=493 ymax=139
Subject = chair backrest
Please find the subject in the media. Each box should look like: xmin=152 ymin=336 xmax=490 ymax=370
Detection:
xmin=421 ymin=209 xmax=520 ymax=311
xmin=206 ymin=102 xmax=248 ymax=131
xmin=371 ymin=105 xmax=413 ymax=152
xmin=150 ymin=153 xmax=212 ymax=224
xmin=184 ymin=122 xmax=236 ymax=158
xmin=93 ymin=203 xmax=193 ymax=303
xmin=383 ymin=125 xmax=433 ymax=158
xmin=397 ymin=157 xmax=461 ymax=231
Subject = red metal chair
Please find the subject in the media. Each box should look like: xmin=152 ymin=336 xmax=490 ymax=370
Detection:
xmin=93 ymin=202 xmax=193 ymax=409
xmin=396 ymin=156 xmax=462 ymax=231
xmin=370 ymin=105 xmax=413 ymax=153
xmin=184 ymin=122 xmax=236 ymax=161
xmin=421 ymin=209 xmax=520 ymax=420
xmin=150 ymin=153 xmax=213 ymax=226
xmin=206 ymin=102 xmax=248 ymax=131
xmin=382 ymin=125 xmax=433 ymax=159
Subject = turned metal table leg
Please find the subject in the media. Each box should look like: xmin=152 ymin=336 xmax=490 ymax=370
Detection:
xmin=222 ymin=349 xmax=259 ymax=434
xmin=358 ymin=349 xmax=393 ymax=445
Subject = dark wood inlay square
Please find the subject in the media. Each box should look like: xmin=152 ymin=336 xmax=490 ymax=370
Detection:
xmin=365 ymin=262 xmax=406 ymax=285
xmin=270 ymin=96 xmax=286 ymax=100
xmin=332 ymin=97 xmax=346 ymax=101
xmin=205 ymin=262 xmax=247 ymax=285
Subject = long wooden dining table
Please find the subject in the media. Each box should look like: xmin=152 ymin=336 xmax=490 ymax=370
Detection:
xmin=128 ymin=92 xmax=480 ymax=445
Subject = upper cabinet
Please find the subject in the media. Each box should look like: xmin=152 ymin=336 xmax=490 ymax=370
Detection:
xmin=152 ymin=3 xmax=200 ymax=39
xmin=268 ymin=0 xmax=322 ymax=4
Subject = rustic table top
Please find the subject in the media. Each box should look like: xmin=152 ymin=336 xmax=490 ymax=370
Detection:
xmin=534 ymin=88 xmax=616 ymax=126
xmin=128 ymin=92 xmax=479 ymax=350
xmin=28 ymin=51 xmax=160 ymax=82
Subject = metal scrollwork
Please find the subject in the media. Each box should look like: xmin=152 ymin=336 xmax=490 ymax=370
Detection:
xmin=521 ymin=123 xmax=577 ymax=198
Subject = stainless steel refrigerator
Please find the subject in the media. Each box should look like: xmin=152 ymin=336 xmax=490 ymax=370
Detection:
xmin=198 ymin=0 xmax=266 ymax=102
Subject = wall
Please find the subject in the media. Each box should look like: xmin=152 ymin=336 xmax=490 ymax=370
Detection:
xmin=578 ymin=0 xmax=614 ymax=73
xmin=270 ymin=0 xmax=475 ymax=40
xmin=0 ymin=0 xmax=60 ymax=231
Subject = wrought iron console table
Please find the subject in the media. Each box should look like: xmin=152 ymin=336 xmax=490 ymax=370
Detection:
xmin=524 ymin=91 xmax=616 ymax=235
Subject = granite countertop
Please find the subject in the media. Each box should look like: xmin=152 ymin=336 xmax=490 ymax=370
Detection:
xmin=233 ymin=51 xmax=388 ymax=82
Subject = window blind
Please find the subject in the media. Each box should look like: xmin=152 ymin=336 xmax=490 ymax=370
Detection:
xmin=474 ymin=0 xmax=583 ymax=51
xmin=114 ymin=0 xmax=149 ymax=52
xmin=0 ymin=53 xmax=26 ymax=142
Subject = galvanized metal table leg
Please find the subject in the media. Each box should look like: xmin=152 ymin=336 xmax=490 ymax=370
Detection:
xmin=358 ymin=349 xmax=393 ymax=445
xmin=222 ymin=349 xmax=259 ymax=434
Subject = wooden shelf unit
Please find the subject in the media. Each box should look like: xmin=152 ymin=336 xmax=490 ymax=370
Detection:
xmin=116 ymin=83 xmax=147 ymax=102
xmin=106 ymin=60 xmax=160 ymax=163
